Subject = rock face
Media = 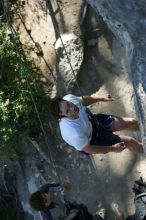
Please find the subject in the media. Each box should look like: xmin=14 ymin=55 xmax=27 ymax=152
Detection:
xmin=86 ymin=0 xmax=146 ymax=152
xmin=0 ymin=163 xmax=26 ymax=220
xmin=54 ymin=33 xmax=84 ymax=96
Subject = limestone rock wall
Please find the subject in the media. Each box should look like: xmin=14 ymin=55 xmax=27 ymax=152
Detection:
xmin=86 ymin=0 xmax=146 ymax=151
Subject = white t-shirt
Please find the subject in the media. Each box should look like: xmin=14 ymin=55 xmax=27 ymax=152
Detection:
xmin=59 ymin=94 xmax=92 ymax=150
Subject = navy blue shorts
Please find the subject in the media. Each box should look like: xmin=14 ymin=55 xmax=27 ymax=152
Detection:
xmin=90 ymin=114 xmax=121 ymax=146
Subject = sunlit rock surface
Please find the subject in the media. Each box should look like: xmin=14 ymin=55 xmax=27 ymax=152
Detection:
xmin=54 ymin=33 xmax=84 ymax=96
xmin=87 ymin=0 xmax=146 ymax=151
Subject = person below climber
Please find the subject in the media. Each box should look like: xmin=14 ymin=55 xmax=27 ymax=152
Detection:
xmin=29 ymin=180 xmax=71 ymax=220
xmin=50 ymin=93 xmax=143 ymax=154
xmin=29 ymin=180 xmax=93 ymax=220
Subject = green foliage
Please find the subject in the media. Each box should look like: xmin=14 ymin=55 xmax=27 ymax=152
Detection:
xmin=0 ymin=207 xmax=16 ymax=220
xmin=0 ymin=19 xmax=45 ymax=161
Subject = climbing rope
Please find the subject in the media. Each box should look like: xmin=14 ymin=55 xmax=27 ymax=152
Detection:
xmin=1 ymin=0 xmax=61 ymax=183
xmin=46 ymin=0 xmax=83 ymax=99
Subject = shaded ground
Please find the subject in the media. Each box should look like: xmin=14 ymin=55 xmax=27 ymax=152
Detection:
xmin=7 ymin=0 xmax=146 ymax=219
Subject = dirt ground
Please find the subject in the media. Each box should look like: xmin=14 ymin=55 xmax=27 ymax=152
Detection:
xmin=11 ymin=0 xmax=146 ymax=219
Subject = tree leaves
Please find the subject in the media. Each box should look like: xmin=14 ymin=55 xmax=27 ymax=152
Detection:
xmin=0 ymin=19 xmax=45 ymax=161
